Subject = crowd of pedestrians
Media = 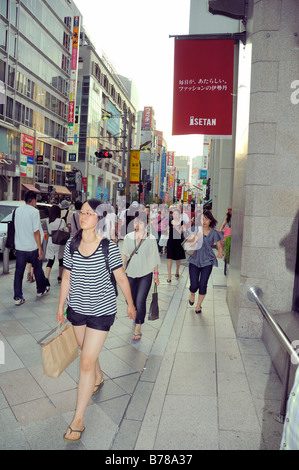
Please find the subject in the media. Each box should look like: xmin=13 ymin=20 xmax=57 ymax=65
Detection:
xmin=11 ymin=191 xmax=230 ymax=443
xmin=10 ymin=193 xmax=298 ymax=449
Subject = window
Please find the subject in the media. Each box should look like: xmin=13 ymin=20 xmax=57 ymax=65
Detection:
xmin=0 ymin=0 xmax=8 ymax=18
xmin=0 ymin=21 xmax=7 ymax=50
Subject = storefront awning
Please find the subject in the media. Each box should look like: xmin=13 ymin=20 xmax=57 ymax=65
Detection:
xmin=54 ymin=185 xmax=71 ymax=195
xmin=22 ymin=184 xmax=40 ymax=193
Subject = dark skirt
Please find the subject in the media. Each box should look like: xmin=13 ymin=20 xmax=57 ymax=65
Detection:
xmin=167 ymin=236 xmax=186 ymax=260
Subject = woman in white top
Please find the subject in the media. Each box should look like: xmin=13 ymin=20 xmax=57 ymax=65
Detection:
xmin=121 ymin=211 xmax=160 ymax=341
xmin=46 ymin=205 xmax=67 ymax=284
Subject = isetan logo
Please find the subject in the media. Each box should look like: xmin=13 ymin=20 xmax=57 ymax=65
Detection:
xmin=189 ymin=117 xmax=217 ymax=126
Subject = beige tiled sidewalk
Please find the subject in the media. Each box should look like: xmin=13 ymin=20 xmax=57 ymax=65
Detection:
xmin=0 ymin=254 xmax=284 ymax=450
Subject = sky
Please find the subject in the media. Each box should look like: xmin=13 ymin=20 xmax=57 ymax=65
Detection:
xmin=74 ymin=0 xmax=204 ymax=158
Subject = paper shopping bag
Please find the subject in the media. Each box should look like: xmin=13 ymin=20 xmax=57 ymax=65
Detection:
xmin=148 ymin=284 xmax=159 ymax=321
xmin=41 ymin=324 xmax=78 ymax=378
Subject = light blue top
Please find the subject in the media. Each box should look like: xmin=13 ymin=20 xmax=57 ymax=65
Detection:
xmin=189 ymin=228 xmax=222 ymax=268
xmin=280 ymin=366 xmax=299 ymax=450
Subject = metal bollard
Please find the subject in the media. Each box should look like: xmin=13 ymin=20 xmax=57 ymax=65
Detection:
xmin=2 ymin=237 xmax=10 ymax=274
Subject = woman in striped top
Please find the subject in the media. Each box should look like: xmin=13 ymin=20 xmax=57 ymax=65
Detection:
xmin=56 ymin=198 xmax=135 ymax=443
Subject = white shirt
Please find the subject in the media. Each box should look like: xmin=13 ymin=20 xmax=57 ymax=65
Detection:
xmin=46 ymin=218 xmax=66 ymax=260
xmin=14 ymin=204 xmax=42 ymax=251
xmin=122 ymin=231 xmax=160 ymax=278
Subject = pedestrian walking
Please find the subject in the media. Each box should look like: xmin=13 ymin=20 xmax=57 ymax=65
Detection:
xmin=166 ymin=207 xmax=185 ymax=282
xmin=13 ymin=190 xmax=50 ymax=305
xmin=56 ymin=198 xmax=135 ymax=443
xmin=121 ymin=212 xmax=160 ymax=342
xmin=219 ymin=206 xmax=232 ymax=233
xmin=69 ymin=200 xmax=82 ymax=237
xmin=188 ymin=210 xmax=223 ymax=313
xmin=46 ymin=204 xmax=67 ymax=284
xmin=97 ymin=203 xmax=118 ymax=243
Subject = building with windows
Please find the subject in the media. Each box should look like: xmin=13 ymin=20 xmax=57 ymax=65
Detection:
xmin=75 ymin=32 xmax=137 ymax=205
xmin=0 ymin=0 xmax=82 ymax=201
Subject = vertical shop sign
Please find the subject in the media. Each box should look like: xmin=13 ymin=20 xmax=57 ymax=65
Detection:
xmin=142 ymin=107 xmax=152 ymax=128
xmin=68 ymin=16 xmax=80 ymax=145
xmin=130 ymin=150 xmax=140 ymax=184
xmin=172 ymin=39 xmax=234 ymax=136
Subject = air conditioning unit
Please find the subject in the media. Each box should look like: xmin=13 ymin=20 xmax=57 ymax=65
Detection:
xmin=208 ymin=0 xmax=246 ymax=20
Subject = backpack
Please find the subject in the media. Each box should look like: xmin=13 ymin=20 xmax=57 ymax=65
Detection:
xmin=100 ymin=238 xmax=118 ymax=297
xmin=5 ymin=210 xmax=16 ymax=250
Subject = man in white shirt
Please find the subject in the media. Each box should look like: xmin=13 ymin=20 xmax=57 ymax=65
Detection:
xmin=13 ymin=190 xmax=50 ymax=305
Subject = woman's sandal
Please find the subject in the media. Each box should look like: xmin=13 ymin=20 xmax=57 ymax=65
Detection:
xmin=93 ymin=377 xmax=104 ymax=395
xmin=132 ymin=333 xmax=142 ymax=342
xmin=63 ymin=426 xmax=85 ymax=443
xmin=195 ymin=307 xmax=202 ymax=314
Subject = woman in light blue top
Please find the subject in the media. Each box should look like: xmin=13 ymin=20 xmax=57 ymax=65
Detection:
xmin=188 ymin=210 xmax=223 ymax=314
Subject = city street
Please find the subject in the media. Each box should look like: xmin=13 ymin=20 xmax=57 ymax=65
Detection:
xmin=0 ymin=253 xmax=283 ymax=450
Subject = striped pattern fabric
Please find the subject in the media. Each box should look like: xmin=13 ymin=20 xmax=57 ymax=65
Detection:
xmin=63 ymin=238 xmax=123 ymax=317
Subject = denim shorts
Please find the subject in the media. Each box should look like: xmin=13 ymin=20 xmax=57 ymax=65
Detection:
xmin=66 ymin=306 xmax=115 ymax=331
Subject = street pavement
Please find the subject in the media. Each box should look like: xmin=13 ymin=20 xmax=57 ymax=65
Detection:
xmin=0 ymin=252 xmax=284 ymax=451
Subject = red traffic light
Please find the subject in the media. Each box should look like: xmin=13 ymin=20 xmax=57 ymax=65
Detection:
xmin=95 ymin=150 xmax=113 ymax=159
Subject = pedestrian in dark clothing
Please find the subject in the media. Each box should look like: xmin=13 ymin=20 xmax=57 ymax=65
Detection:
xmin=188 ymin=210 xmax=223 ymax=313
xmin=13 ymin=190 xmax=50 ymax=305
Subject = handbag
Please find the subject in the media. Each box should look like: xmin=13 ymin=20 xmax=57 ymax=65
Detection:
xmin=181 ymin=235 xmax=196 ymax=256
xmin=38 ymin=323 xmax=78 ymax=378
xmin=148 ymin=283 xmax=159 ymax=321
xmin=51 ymin=220 xmax=70 ymax=245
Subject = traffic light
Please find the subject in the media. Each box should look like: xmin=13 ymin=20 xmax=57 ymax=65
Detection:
xmin=95 ymin=150 xmax=113 ymax=159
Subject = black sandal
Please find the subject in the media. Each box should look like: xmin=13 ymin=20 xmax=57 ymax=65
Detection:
xmin=63 ymin=426 xmax=85 ymax=442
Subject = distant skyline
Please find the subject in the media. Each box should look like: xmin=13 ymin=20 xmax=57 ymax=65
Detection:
xmin=74 ymin=0 xmax=204 ymax=158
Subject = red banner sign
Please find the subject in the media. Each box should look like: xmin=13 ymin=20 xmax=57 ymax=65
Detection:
xmin=172 ymin=39 xmax=234 ymax=136
xmin=21 ymin=134 xmax=35 ymax=157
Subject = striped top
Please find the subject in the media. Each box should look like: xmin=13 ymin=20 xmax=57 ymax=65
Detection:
xmin=63 ymin=238 xmax=123 ymax=317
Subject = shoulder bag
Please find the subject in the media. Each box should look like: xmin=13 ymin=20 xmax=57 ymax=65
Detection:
xmin=51 ymin=219 xmax=70 ymax=245
xmin=125 ymin=237 xmax=145 ymax=269
xmin=181 ymin=235 xmax=196 ymax=256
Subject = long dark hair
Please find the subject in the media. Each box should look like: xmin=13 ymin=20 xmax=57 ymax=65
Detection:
xmin=203 ymin=210 xmax=218 ymax=228
xmin=70 ymin=199 xmax=102 ymax=256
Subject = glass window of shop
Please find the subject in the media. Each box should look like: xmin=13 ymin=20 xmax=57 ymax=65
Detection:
xmin=0 ymin=126 xmax=20 ymax=160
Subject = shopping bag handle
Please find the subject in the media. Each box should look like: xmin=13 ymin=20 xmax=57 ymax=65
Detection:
xmin=37 ymin=320 xmax=65 ymax=345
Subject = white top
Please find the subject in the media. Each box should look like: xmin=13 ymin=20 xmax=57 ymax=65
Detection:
xmin=14 ymin=205 xmax=43 ymax=251
xmin=46 ymin=218 xmax=67 ymax=260
xmin=122 ymin=231 xmax=160 ymax=278
xmin=98 ymin=212 xmax=117 ymax=239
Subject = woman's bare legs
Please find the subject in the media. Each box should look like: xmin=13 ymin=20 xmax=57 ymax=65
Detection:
xmin=167 ymin=259 xmax=172 ymax=281
xmin=64 ymin=326 xmax=108 ymax=440
xmin=175 ymin=260 xmax=181 ymax=277
xmin=196 ymin=294 xmax=205 ymax=312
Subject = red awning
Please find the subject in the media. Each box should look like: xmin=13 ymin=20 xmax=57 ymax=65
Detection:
xmin=22 ymin=184 xmax=40 ymax=193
